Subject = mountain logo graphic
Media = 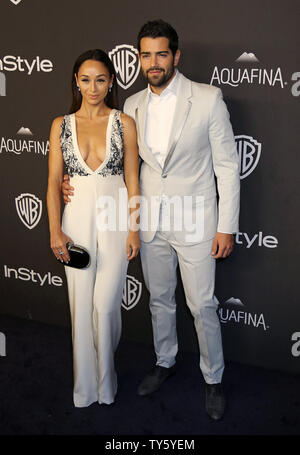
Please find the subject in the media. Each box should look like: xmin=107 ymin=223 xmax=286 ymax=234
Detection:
xmin=224 ymin=297 xmax=244 ymax=306
xmin=236 ymin=52 xmax=259 ymax=62
xmin=17 ymin=127 xmax=33 ymax=136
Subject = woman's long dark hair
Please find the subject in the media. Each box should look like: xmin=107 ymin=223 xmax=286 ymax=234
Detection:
xmin=69 ymin=49 xmax=119 ymax=114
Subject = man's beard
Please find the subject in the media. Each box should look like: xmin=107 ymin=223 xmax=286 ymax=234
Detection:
xmin=143 ymin=65 xmax=175 ymax=87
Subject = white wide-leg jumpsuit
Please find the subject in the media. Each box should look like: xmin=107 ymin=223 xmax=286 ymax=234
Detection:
xmin=60 ymin=110 xmax=128 ymax=407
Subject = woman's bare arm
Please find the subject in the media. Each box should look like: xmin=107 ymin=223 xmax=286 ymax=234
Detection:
xmin=47 ymin=117 xmax=72 ymax=261
xmin=122 ymin=113 xmax=140 ymax=260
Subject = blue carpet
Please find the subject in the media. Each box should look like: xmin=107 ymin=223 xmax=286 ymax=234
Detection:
xmin=0 ymin=315 xmax=299 ymax=436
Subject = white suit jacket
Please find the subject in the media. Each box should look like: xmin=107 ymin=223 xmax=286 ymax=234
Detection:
xmin=123 ymin=72 xmax=240 ymax=244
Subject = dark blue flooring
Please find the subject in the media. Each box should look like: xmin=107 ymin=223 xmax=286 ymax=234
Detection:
xmin=0 ymin=315 xmax=299 ymax=436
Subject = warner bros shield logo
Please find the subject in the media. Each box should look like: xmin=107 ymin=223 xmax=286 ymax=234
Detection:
xmin=10 ymin=0 xmax=22 ymax=5
xmin=122 ymin=275 xmax=142 ymax=310
xmin=109 ymin=45 xmax=140 ymax=90
xmin=15 ymin=193 xmax=42 ymax=229
xmin=235 ymin=135 xmax=262 ymax=179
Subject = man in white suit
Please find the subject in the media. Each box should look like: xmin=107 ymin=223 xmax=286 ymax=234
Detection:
xmin=123 ymin=20 xmax=240 ymax=421
xmin=63 ymin=20 xmax=240 ymax=420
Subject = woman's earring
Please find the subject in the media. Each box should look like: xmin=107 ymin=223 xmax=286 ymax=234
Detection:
xmin=77 ymin=86 xmax=81 ymax=92
xmin=108 ymin=86 xmax=112 ymax=93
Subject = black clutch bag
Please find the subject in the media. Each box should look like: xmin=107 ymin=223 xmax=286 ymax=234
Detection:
xmin=63 ymin=242 xmax=90 ymax=269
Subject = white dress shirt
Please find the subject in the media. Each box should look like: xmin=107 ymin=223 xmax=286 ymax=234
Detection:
xmin=145 ymin=70 xmax=179 ymax=168
xmin=144 ymin=71 xmax=181 ymax=227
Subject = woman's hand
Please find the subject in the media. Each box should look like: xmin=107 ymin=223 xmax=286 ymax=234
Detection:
xmin=126 ymin=230 xmax=140 ymax=261
xmin=50 ymin=230 xmax=73 ymax=263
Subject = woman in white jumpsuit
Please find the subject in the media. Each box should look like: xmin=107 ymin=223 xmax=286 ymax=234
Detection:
xmin=47 ymin=49 xmax=140 ymax=407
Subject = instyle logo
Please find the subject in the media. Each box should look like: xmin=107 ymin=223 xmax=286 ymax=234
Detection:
xmin=235 ymin=231 xmax=278 ymax=248
xmin=109 ymin=45 xmax=140 ymax=90
xmin=218 ymin=297 xmax=269 ymax=331
xmin=235 ymin=135 xmax=261 ymax=179
xmin=122 ymin=275 xmax=142 ymax=310
xmin=0 ymin=332 xmax=6 ymax=357
xmin=3 ymin=265 xmax=63 ymax=287
xmin=291 ymin=332 xmax=300 ymax=357
xmin=0 ymin=127 xmax=49 ymax=156
xmin=210 ymin=53 xmax=284 ymax=88
xmin=0 ymin=55 xmax=53 ymax=75
xmin=15 ymin=193 xmax=42 ymax=229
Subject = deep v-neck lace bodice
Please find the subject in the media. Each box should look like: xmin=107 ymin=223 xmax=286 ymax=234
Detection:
xmin=60 ymin=109 xmax=124 ymax=178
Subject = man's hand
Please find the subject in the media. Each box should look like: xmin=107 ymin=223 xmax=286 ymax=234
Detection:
xmin=211 ymin=232 xmax=234 ymax=259
xmin=62 ymin=174 xmax=74 ymax=204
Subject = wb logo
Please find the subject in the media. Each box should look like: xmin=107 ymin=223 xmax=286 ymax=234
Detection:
xmin=235 ymin=135 xmax=262 ymax=179
xmin=122 ymin=275 xmax=142 ymax=310
xmin=15 ymin=193 xmax=42 ymax=229
xmin=109 ymin=45 xmax=140 ymax=90
xmin=0 ymin=332 xmax=6 ymax=357
xmin=0 ymin=72 xmax=6 ymax=96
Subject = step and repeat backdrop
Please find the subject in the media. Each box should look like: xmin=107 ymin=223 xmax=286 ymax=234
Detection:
xmin=0 ymin=0 xmax=299 ymax=374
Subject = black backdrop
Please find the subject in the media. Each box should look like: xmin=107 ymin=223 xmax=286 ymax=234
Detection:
xmin=0 ymin=0 xmax=299 ymax=374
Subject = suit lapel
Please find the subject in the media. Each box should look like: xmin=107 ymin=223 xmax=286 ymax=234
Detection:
xmin=135 ymin=90 xmax=162 ymax=170
xmin=134 ymin=89 xmax=148 ymax=145
xmin=135 ymin=73 xmax=193 ymax=171
xmin=163 ymin=73 xmax=193 ymax=170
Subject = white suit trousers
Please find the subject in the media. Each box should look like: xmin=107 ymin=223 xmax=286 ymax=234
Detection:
xmin=140 ymin=209 xmax=224 ymax=384
xmin=62 ymin=175 xmax=128 ymax=407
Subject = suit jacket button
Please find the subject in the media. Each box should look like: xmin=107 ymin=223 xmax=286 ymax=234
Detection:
xmin=162 ymin=174 xmax=167 ymax=178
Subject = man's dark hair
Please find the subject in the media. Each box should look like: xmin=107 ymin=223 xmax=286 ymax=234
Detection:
xmin=137 ymin=20 xmax=179 ymax=56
